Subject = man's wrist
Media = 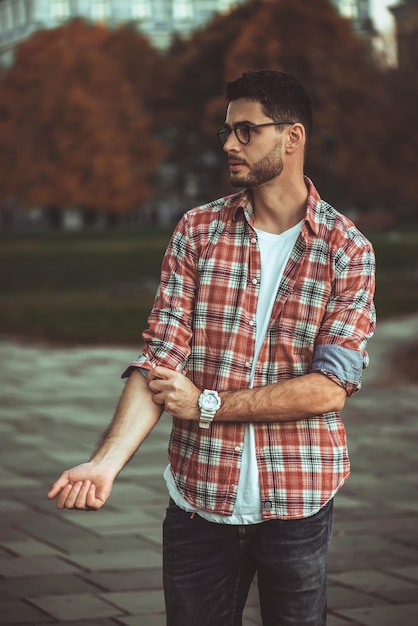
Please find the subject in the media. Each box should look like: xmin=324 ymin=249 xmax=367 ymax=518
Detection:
xmin=198 ymin=389 xmax=221 ymax=429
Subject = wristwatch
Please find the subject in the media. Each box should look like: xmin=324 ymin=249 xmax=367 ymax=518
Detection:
xmin=198 ymin=389 xmax=221 ymax=429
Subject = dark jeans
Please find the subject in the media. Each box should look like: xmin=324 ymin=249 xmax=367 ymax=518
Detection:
xmin=163 ymin=499 xmax=333 ymax=626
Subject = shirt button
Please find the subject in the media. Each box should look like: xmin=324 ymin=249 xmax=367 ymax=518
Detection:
xmin=234 ymin=446 xmax=241 ymax=453
xmin=245 ymin=361 xmax=251 ymax=368
xmin=249 ymin=320 xmax=255 ymax=327
xmin=252 ymin=278 xmax=258 ymax=285
xmin=251 ymin=237 xmax=257 ymax=244
xmin=263 ymin=501 xmax=273 ymax=510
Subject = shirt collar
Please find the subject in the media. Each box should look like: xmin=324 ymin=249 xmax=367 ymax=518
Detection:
xmin=229 ymin=176 xmax=322 ymax=236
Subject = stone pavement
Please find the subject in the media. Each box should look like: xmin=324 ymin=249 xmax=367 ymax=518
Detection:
xmin=1 ymin=315 xmax=418 ymax=626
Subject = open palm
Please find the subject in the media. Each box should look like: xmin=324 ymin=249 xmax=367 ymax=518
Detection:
xmin=47 ymin=461 xmax=115 ymax=511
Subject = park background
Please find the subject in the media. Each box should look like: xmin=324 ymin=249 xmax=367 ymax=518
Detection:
xmin=0 ymin=0 xmax=417 ymax=351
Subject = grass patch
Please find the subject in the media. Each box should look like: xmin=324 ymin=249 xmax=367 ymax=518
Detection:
xmin=0 ymin=291 xmax=155 ymax=346
xmin=0 ymin=229 xmax=171 ymax=294
xmin=371 ymin=231 xmax=418 ymax=319
xmin=0 ymin=227 xmax=417 ymax=346
xmin=0 ymin=229 xmax=172 ymax=346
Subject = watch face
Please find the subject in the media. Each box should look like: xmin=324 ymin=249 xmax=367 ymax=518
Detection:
xmin=200 ymin=390 xmax=221 ymax=411
xmin=203 ymin=394 xmax=218 ymax=410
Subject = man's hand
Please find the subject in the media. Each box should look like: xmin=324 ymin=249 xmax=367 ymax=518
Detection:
xmin=147 ymin=366 xmax=200 ymax=421
xmin=47 ymin=462 xmax=115 ymax=511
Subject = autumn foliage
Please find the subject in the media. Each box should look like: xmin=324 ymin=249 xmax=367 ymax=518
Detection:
xmin=0 ymin=1 xmax=417 ymax=222
xmin=0 ymin=19 xmax=164 ymax=217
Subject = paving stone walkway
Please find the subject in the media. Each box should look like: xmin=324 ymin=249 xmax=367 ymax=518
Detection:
xmin=1 ymin=315 xmax=418 ymax=625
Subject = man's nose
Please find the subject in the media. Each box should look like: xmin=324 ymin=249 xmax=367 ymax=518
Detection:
xmin=223 ymin=132 xmax=240 ymax=152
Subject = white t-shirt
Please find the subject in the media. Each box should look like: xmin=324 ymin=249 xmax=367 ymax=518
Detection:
xmin=164 ymin=220 xmax=303 ymax=523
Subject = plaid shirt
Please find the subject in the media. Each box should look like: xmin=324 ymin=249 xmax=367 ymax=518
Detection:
xmin=125 ymin=178 xmax=376 ymax=519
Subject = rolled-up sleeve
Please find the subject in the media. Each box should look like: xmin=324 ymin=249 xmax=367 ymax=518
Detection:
xmin=122 ymin=214 xmax=198 ymax=379
xmin=311 ymin=237 xmax=376 ymax=396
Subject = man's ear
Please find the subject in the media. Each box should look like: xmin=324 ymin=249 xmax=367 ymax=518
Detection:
xmin=285 ymin=123 xmax=305 ymax=154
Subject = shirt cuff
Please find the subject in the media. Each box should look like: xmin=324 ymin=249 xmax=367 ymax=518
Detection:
xmin=121 ymin=359 xmax=151 ymax=379
xmin=311 ymin=344 xmax=367 ymax=396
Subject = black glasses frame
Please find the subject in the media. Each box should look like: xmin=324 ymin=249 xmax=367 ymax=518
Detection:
xmin=216 ymin=121 xmax=295 ymax=147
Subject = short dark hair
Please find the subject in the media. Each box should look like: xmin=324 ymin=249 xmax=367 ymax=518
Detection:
xmin=225 ymin=70 xmax=312 ymax=149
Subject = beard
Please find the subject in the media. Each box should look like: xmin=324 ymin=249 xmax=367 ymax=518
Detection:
xmin=229 ymin=143 xmax=284 ymax=188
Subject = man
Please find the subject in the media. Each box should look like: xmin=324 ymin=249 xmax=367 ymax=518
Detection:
xmin=48 ymin=70 xmax=376 ymax=626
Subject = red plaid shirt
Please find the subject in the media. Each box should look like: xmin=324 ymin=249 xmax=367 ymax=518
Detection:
xmin=125 ymin=178 xmax=376 ymax=519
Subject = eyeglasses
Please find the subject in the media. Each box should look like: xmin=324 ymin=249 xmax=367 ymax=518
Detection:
xmin=216 ymin=121 xmax=294 ymax=147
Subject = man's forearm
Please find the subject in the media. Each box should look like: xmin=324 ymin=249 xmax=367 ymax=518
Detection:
xmin=216 ymin=373 xmax=347 ymax=423
xmin=92 ymin=369 xmax=163 ymax=474
xmin=148 ymin=367 xmax=346 ymax=424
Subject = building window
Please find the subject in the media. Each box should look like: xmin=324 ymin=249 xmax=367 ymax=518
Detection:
xmin=173 ymin=0 xmax=193 ymax=22
xmin=132 ymin=0 xmax=152 ymax=20
xmin=2 ymin=1 xmax=13 ymax=31
xmin=24 ymin=0 xmax=32 ymax=23
xmin=52 ymin=0 xmax=70 ymax=20
xmin=92 ymin=0 xmax=110 ymax=22
xmin=333 ymin=0 xmax=356 ymax=20
xmin=12 ymin=0 xmax=26 ymax=25
xmin=194 ymin=0 xmax=219 ymax=24
xmin=153 ymin=0 xmax=168 ymax=24
xmin=217 ymin=0 xmax=235 ymax=12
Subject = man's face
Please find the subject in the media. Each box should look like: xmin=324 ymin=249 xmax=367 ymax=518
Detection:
xmin=222 ymin=99 xmax=285 ymax=189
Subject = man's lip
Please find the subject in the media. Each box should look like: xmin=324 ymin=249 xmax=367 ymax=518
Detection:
xmin=228 ymin=159 xmax=246 ymax=167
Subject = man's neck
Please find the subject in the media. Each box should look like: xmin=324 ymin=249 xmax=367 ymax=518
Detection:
xmin=251 ymin=175 xmax=308 ymax=235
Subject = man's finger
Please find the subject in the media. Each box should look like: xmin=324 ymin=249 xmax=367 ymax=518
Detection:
xmin=55 ymin=483 xmax=74 ymax=509
xmin=62 ymin=481 xmax=84 ymax=509
xmin=148 ymin=366 xmax=173 ymax=382
xmin=86 ymin=483 xmax=105 ymax=511
xmin=148 ymin=377 xmax=165 ymax=393
xmin=74 ymin=480 xmax=91 ymax=509
xmin=47 ymin=474 xmax=70 ymax=499
xmin=151 ymin=392 xmax=165 ymax=405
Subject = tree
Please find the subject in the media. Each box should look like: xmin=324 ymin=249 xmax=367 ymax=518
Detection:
xmin=0 ymin=19 xmax=164 ymax=224
xmin=380 ymin=69 xmax=418 ymax=219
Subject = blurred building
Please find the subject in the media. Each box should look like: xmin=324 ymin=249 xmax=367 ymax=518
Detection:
xmin=0 ymin=0 xmax=246 ymax=66
xmin=0 ymin=0 xmax=381 ymax=68
xmin=331 ymin=0 xmax=373 ymax=33
xmin=389 ymin=0 xmax=418 ymax=71
xmin=331 ymin=0 xmax=379 ymax=61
